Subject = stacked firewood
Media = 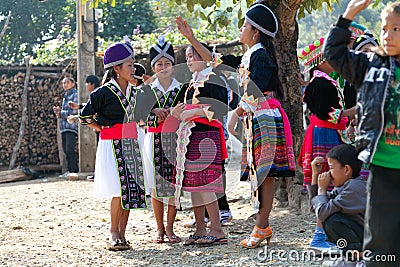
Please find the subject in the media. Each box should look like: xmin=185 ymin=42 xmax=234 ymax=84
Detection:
xmin=0 ymin=72 xmax=62 ymax=167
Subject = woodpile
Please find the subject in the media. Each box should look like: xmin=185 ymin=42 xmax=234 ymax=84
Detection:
xmin=0 ymin=71 xmax=62 ymax=167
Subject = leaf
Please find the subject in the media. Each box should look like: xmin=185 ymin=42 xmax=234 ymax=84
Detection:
xmin=200 ymin=11 xmax=207 ymax=21
xmin=238 ymin=8 xmax=242 ymax=19
xmin=238 ymin=17 xmax=245 ymax=28
xmin=187 ymin=0 xmax=194 ymax=12
xmin=246 ymin=0 xmax=253 ymax=8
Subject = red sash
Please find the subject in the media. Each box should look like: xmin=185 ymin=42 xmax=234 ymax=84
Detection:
xmin=298 ymin=114 xmax=348 ymax=166
xmin=100 ymin=122 xmax=138 ymax=140
xmin=147 ymin=116 xmax=180 ymax=133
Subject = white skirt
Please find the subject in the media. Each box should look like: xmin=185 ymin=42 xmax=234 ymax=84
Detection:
xmin=93 ymin=139 xmax=121 ymax=198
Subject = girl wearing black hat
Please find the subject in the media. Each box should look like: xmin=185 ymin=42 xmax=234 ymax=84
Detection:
xmin=136 ymin=36 xmax=185 ymax=244
xmin=176 ymin=2 xmax=296 ymax=248
xmin=168 ymin=41 xmax=229 ymax=246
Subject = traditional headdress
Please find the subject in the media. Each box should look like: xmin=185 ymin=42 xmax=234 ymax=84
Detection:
xmin=352 ymin=31 xmax=379 ymax=51
xmin=298 ymin=37 xmax=325 ymax=73
xmin=245 ymin=3 xmax=278 ymax=39
xmin=103 ymin=37 xmax=135 ymax=69
xmin=149 ymin=35 xmax=175 ymax=66
xmin=134 ymin=63 xmax=146 ymax=85
xmin=349 ymin=22 xmax=367 ymax=40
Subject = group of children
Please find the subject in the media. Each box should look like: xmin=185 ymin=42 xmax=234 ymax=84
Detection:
xmin=75 ymin=0 xmax=400 ymax=266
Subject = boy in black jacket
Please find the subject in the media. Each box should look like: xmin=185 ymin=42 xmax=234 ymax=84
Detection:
xmin=324 ymin=1 xmax=400 ymax=266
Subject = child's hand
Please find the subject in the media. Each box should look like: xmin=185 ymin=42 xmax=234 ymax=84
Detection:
xmin=311 ymin=157 xmax=324 ymax=175
xmin=343 ymin=0 xmax=372 ymax=20
xmin=228 ymin=112 xmax=239 ymax=135
xmin=171 ymin=102 xmax=185 ymax=118
xmin=318 ymin=172 xmax=332 ymax=191
xmin=152 ymin=108 xmax=169 ymax=122
xmin=175 ymin=16 xmax=195 ymax=40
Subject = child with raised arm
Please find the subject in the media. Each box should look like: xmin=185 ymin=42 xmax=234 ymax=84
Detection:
xmin=324 ymin=1 xmax=400 ymax=266
xmin=176 ymin=1 xmax=295 ymax=248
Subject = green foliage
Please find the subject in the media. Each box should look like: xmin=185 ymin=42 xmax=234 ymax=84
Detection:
xmin=32 ymin=25 xmax=77 ymax=65
xmin=0 ymin=0 xmax=76 ymax=63
xmin=298 ymin=0 xmax=390 ymax=49
xmin=97 ymin=0 xmax=157 ymax=40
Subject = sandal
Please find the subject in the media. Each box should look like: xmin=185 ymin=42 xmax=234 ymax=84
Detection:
xmin=240 ymin=226 xmax=272 ymax=249
xmin=106 ymin=239 xmax=130 ymax=251
xmin=195 ymin=235 xmax=228 ymax=246
xmin=183 ymin=234 xmax=201 ymax=246
xmin=165 ymin=233 xmax=181 ymax=243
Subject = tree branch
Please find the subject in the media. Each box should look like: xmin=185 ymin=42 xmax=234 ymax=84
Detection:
xmin=9 ymin=55 xmax=31 ymax=169
xmin=0 ymin=11 xmax=12 ymax=40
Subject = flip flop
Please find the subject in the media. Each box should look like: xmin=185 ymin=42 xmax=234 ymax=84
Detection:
xmin=183 ymin=234 xmax=201 ymax=246
xmin=106 ymin=239 xmax=130 ymax=251
xmin=195 ymin=235 xmax=228 ymax=246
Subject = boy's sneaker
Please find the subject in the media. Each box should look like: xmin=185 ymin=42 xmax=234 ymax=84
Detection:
xmin=58 ymin=171 xmax=70 ymax=178
xmin=206 ymin=210 xmax=233 ymax=228
xmin=308 ymin=229 xmax=339 ymax=255
xmin=220 ymin=210 xmax=233 ymax=225
xmin=183 ymin=217 xmax=209 ymax=228
xmin=86 ymin=175 xmax=94 ymax=181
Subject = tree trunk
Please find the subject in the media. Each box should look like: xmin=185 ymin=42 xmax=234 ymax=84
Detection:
xmin=9 ymin=56 xmax=31 ymax=169
xmin=270 ymin=0 xmax=309 ymax=212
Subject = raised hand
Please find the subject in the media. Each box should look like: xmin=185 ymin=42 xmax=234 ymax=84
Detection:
xmin=311 ymin=156 xmax=325 ymax=176
xmin=175 ymin=16 xmax=195 ymax=41
xmin=344 ymin=0 xmax=372 ymax=20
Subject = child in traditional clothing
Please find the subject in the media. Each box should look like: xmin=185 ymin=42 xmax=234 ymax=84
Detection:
xmin=79 ymin=40 xmax=146 ymax=251
xmin=137 ymin=37 xmax=184 ymax=243
xmin=324 ymin=1 xmax=400 ymax=265
xmin=176 ymin=1 xmax=296 ymax=249
xmin=171 ymin=42 xmax=229 ymax=246
xmin=298 ymin=37 xmax=355 ymax=254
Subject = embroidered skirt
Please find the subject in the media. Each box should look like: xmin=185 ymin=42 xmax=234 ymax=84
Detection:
xmin=241 ymin=108 xmax=295 ymax=186
xmin=301 ymin=127 xmax=343 ymax=190
xmin=93 ymin=138 xmax=147 ymax=209
xmin=180 ymin=129 xmax=224 ymax=193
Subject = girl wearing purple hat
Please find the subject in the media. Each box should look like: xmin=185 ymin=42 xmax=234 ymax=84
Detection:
xmin=176 ymin=1 xmax=295 ymax=248
xmin=79 ymin=40 xmax=146 ymax=251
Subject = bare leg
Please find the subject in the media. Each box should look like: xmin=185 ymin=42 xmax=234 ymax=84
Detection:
xmin=196 ymin=192 xmax=225 ymax=244
xmin=119 ymin=209 xmax=130 ymax=241
xmin=256 ymin=177 xmax=274 ymax=229
xmin=151 ymin=190 xmax=165 ymax=242
xmin=165 ymin=197 xmax=180 ymax=243
xmin=110 ymin=197 xmax=122 ymax=241
xmin=191 ymin=192 xmax=207 ymax=237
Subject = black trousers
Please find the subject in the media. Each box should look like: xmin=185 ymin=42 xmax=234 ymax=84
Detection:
xmin=61 ymin=131 xmax=78 ymax=173
xmin=323 ymin=212 xmax=363 ymax=253
xmin=205 ymin=163 xmax=230 ymax=218
xmin=363 ymin=165 xmax=400 ymax=267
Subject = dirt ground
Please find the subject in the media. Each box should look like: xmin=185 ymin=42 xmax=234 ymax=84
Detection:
xmin=0 ymin=164 xmax=329 ymax=267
